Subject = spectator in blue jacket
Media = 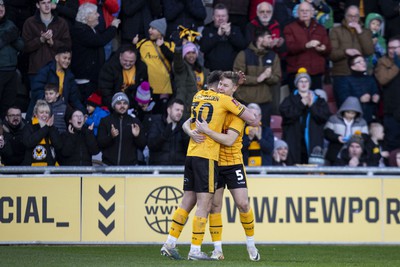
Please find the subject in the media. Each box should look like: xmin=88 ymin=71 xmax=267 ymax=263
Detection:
xmin=85 ymin=92 xmax=109 ymax=136
xmin=26 ymin=46 xmax=85 ymax=120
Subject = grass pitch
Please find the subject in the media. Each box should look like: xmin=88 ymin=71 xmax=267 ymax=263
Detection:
xmin=1 ymin=244 xmax=399 ymax=266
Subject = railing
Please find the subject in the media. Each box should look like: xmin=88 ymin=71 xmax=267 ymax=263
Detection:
xmin=1 ymin=166 xmax=400 ymax=176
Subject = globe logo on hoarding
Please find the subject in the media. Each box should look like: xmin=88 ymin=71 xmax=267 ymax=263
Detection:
xmin=144 ymin=186 xmax=183 ymax=234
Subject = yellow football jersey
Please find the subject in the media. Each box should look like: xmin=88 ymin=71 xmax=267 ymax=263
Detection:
xmin=187 ymin=90 xmax=245 ymax=161
xmin=218 ymin=113 xmax=245 ymax=166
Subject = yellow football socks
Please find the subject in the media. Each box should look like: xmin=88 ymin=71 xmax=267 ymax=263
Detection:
xmin=240 ymin=208 xmax=255 ymax=237
xmin=209 ymin=213 xmax=223 ymax=242
xmin=192 ymin=216 xmax=207 ymax=246
xmin=169 ymin=207 xmax=188 ymax=238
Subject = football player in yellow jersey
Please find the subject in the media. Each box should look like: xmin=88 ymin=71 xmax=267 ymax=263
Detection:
xmin=161 ymin=71 xmax=260 ymax=261
xmin=195 ymin=72 xmax=260 ymax=261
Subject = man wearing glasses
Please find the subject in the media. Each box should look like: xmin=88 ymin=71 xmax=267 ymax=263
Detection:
xmin=329 ymin=5 xmax=374 ymax=108
xmin=375 ymin=35 xmax=400 ymax=151
xmin=0 ymin=107 xmax=26 ymax=165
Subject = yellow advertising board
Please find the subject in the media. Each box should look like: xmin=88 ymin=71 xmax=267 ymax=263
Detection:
xmin=81 ymin=176 xmax=125 ymax=242
xmin=126 ymin=176 xmax=399 ymax=243
xmin=126 ymin=176 xmax=188 ymax=242
xmin=0 ymin=177 xmax=81 ymax=242
xmin=382 ymin=179 xmax=400 ymax=242
xmin=1 ymin=175 xmax=399 ymax=244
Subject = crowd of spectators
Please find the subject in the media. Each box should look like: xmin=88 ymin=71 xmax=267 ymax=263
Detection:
xmin=1 ymin=0 xmax=400 ymax=167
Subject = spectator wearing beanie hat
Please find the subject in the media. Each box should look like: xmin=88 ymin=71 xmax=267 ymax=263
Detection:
xmin=85 ymin=92 xmax=110 ymax=136
xmin=135 ymin=81 xmax=152 ymax=105
xmin=136 ymin=18 xmax=175 ymax=114
xmin=111 ymin=92 xmax=130 ymax=109
xmin=272 ymin=139 xmax=289 ymax=166
xmin=97 ymin=92 xmax=146 ymax=165
xmin=279 ymin=67 xmax=331 ymax=165
xmin=174 ymin=41 xmax=209 ymax=119
xmin=149 ymin=18 xmax=167 ymax=37
xmin=335 ymin=131 xmax=369 ymax=167
xmin=294 ymin=67 xmax=312 ymax=88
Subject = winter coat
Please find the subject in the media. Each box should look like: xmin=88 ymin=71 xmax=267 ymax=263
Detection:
xmin=0 ymin=17 xmax=24 ymax=70
xmin=119 ymin=0 xmax=156 ymax=42
xmin=49 ymin=98 xmax=67 ymax=134
xmin=137 ymin=38 xmax=175 ymax=95
xmin=375 ymin=56 xmax=400 ymax=120
xmin=53 ymin=0 xmax=79 ymax=28
xmin=26 ymin=60 xmax=85 ymax=120
xmin=324 ymin=96 xmax=369 ymax=164
xmin=173 ymin=47 xmax=208 ymax=119
xmin=22 ymin=119 xmax=63 ymax=166
xmin=147 ymin=114 xmax=189 ymax=165
xmin=213 ymin=0 xmax=249 ymax=16
xmin=246 ymin=17 xmax=281 ymax=44
xmin=97 ymin=113 xmax=146 ymax=165
xmin=85 ymin=107 xmax=110 ymax=136
xmin=242 ymin=125 xmax=274 ymax=166
xmin=364 ymin=13 xmax=386 ymax=68
xmin=98 ymin=54 xmax=148 ymax=109
xmin=60 ymin=126 xmax=100 ymax=166
xmin=334 ymin=146 xmax=369 ymax=167
xmin=280 ymin=91 xmax=331 ymax=165
xmin=233 ymin=43 xmax=281 ymax=104
xmin=284 ymin=19 xmax=331 ymax=75
xmin=329 ymin=20 xmax=374 ymax=76
xmin=199 ymin=22 xmax=247 ymax=71
xmin=347 ymin=71 xmax=379 ymax=123
xmin=70 ymin=21 xmax=117 ymax=82
xmin=22 ymin=11 xmax=71 ymax=74
xmin=379 ymin=1 xmax=400 ymax=38
xmin=79 ymin=0 xmax=119 ymax=28
xmin=1 ymin=120 xmax=26 ymax=166
xmin=163 ymin=0 xmax=206 ymax=38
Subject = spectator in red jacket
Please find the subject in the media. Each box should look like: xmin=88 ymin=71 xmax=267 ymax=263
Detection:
xmin=283 ymin=1 xmax=331 ymax=91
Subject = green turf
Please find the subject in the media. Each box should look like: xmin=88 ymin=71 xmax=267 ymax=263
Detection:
xmin=1 ymin=244 xmax=399 ymax=267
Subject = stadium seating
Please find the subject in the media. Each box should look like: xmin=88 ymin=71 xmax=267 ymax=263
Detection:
xmin=270 ymin=115 xmax=283 ymax=139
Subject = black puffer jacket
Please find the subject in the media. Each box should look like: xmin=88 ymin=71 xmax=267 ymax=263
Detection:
xmin=97 ymin=113 xmax=146 ymax=165
xmin=60 ymin=126 xmax=100 ymax=166
xmin=147 ymin=114 xmax=189 ymax=165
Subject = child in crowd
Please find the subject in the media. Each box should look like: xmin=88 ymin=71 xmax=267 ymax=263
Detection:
xmin=85 ymin=92 xmax=109 ymax=136
xmin=324 ymin=96 xmax=369 ymax=166
xmin=44 ymin=83 xmax=67 ymax=133
xmin=365 ymin=13 xmax=387 ymax=70
xmin=335 ymin=131 xmax=369 ymax=167
xmin=365 ymin=122 xmax=389 ymax=166
xmin=347 ymin=55 xmax=380 ymax=123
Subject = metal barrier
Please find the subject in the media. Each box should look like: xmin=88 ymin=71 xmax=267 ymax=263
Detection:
xmin=1 ymin=166 xmax=400 ymax=176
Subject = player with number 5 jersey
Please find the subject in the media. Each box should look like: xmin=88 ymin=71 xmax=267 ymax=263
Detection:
xmin=160 ymin=71 xmax=260 ymax=261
